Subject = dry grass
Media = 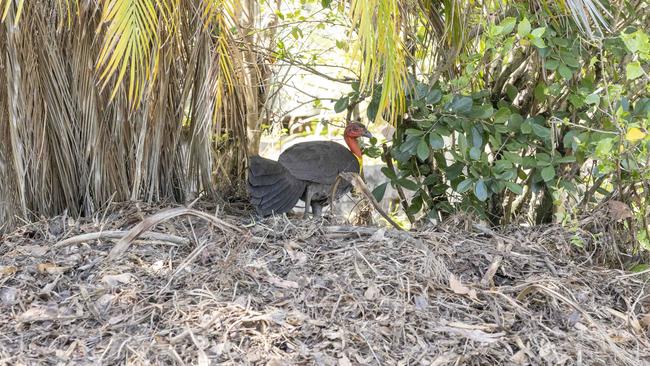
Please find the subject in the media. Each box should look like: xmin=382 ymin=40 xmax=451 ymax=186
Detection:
xmin=0 ymin=202 xmax=649 ymax=365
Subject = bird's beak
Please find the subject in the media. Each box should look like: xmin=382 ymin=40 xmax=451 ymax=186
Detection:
xmin=362 ymin=130 xmax=373 ymax=138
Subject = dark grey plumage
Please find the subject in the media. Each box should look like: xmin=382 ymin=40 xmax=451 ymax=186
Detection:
xmin=248 ymin=156 xmax=306 ymax=216
xmin=247 ymin=141 xmax=360 ymax=216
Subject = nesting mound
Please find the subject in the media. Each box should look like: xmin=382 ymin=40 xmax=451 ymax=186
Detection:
xmin=0 ymin=203 xmax=649 ymax=365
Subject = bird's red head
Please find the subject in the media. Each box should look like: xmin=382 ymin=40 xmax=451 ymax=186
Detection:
xmin=343 ymin=122 xmax=372 ymax=159
xmin=344 ymin=122 xmax=372 ymax=139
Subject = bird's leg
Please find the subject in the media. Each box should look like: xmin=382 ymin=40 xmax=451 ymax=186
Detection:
xmin=311 ymin=202 xmax=323 ymax=217
xmin=303 ymin=187 xmax=312 ymax=218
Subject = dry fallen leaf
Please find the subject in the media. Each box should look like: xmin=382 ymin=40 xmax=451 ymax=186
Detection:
xmin=266 ymin=359 xmax=287 ymax=366
xmin=364 ymin=284 xmax=379 ymax=300
xmin=95 ymin=294 xmax=115 ymax=313
xmin=37 ymin=263 xmax=68 ymax=274
xmin=196 ymin=348 xmax=209 ymax=366
xmin=338 ymin=355 xmax=352 ymax=366
xmin=17 ymin=306 xmax=69 ymax=322
xmin=0 ymin=287 xmax=18 ymax=305
xmin=435 ymin=325 xmax=504 ymax=343
xmin=212 ymin=342 xmax=230 ymax=356
xmin=511 ymin=350 xmax=528 ymax=365
xmin=414 ymin=295 xmax=429 ymax=310
xmin=108 ymin=315 xmax=127 ymax=325
xmin=449 ymin=274 xmax=479 ymax=300
xmin=370 ymin=228 xmax=386 ymax=241
xmin=608 ymin=329 xmax=631 ymax=343
xmin=323 ymin=329 xmax=344 ymax=340
xmin=0 ymin=266 xmax=17 ymax=276
xmin=640 ymin=314 xmax=650 ymax=329
xmin=606 ymin=200 xmax=633 ymax=221
xmin=18 ymin=245 xmax=49 ymax=257
xmin=102 ymin=273 xmax=134 ymax=287
xmin=266 ymin=274 xmax=299 ymax=289
xmin=285 ymin=247 xmax=308 ymax=267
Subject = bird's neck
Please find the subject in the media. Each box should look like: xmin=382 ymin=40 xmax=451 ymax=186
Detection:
xmin=345 ymin=135 xmax=363 ymax=173
xmin=344 ymin=135 xmax=363 ymax=160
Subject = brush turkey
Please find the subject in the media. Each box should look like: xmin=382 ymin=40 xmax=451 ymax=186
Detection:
xmin=248 ymin=122 xmax=372 ymax=217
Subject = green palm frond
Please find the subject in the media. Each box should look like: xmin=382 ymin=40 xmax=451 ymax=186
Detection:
xmin=1 ymin=0 xmax=24 ymax=23
xmin=350 ymin=0 xmax=408 ymax=125
xmin=202 ymin=0 xmax=237 ymax=30
xmin=97 ymin=0 xmax=161 ymax=107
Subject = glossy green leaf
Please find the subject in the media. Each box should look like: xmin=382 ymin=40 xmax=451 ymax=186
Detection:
xmin=457 ymin=178 xmax=474 ymax=193
xmin=531 ymin=27 xmax=546 ymax=38
xmin=626 ymin=61 xmax=644 ymax=80
xmin=397 ymin=178 xmax=419 ymax=191
xmin=416 ymin=139 xmax=430 ymax=160
xmin=494 ymin=159 xmax=513 ymax=171
xmin=595 ymin=138 xmax=614 ymax=156
xmin=585 ymin=93 xmax=600 ymax=105
xmin=429 ymin=133 xmax=445 ymax=149
xmin=381 ymin=166 xmax=397 ymax=181
xmin=400 ymin=135 xmax=420 ymax=154
xmin=506 ymin=84 xmax=519 ymax=101
xmin=532 ymin=124 xmax=551 ymax=139
xmin=508 ymin=113 xmax=524 ymax=131
xmin=407 ymin=196 xmax=423 ymax=214
xmin=366 ymin=88 xmax=381 ymax=120
xmin=499 ymin=17 xmax=516 ymax=35
xmin=503 ymin=151 xmax=523 ymax=164
xmin=555 ymin=156 xmax=577 ymax=163
xmin=334 ymin=96 xmax=349 ymax=112
xmin=541 ymin=166 xmax=555 ymax=182
xmin=499 ymin=169 xmax=517 ymax=180
xmin=494 ymin=108 xmax=510 ymax=124
xmin=468 ymin=105 xmax=494 ymax=119
xmin=558 ymin=64 xmax=573 ymax=80
xmin=406 ymin=128 xmax=426 ymax=136
xmin=545 ymin=59 xmax=559 ymax=70
xmin=449 ymin=96 xmax=473 ymax=114
xmin=518 ymin=18 xmax=531 ymax=36
xmin=425 ymin=89 xmax=442 ymax=104
xmin=469 ymin=146 xmax=481 ymax=160
xmin=474 ymin=179 xmax=488 ymax=201
xmin=534 ymin=83 xmax=546 ymax=101
xmin=471 ymin=127 xmax=483 ymax=147
xmin=505 ymin=181 xmax=523 ymax=195
xmin=372 ymin=182 xmax=388 ymax=202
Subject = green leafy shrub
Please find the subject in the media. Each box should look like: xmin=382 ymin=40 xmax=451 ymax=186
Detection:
xmin=371 ymin=11 xmax=649 ymax=253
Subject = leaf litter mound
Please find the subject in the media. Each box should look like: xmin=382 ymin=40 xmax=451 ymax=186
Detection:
xmin=0 ymin=203 xmax=649 ymax=365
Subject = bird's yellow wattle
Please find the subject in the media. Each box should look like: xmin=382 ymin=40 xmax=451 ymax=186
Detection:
xmin=356 ymin=155 xmax=363 ymax=173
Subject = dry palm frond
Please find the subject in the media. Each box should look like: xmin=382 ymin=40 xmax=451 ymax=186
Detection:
xmin=1 ymin=0 xmax=79 ymax=27
xmin=559 ymin=0 xmax=611 ymax=38
xmin=0 ymin=0 xmax=253 ymax=232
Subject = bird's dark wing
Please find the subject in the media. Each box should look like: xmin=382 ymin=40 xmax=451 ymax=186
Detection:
xmin=278 ymin=141 xmax=360 ymax=185
xmin=248 ymin=156 xmax=306 ymax=216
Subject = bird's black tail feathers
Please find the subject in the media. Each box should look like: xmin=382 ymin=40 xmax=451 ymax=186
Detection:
xmin=247 ymin=156 xmax=306 ymax=216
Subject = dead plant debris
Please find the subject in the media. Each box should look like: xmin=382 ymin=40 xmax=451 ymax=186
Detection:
xmin=0 ymin=202 xmax=649 ymax=365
